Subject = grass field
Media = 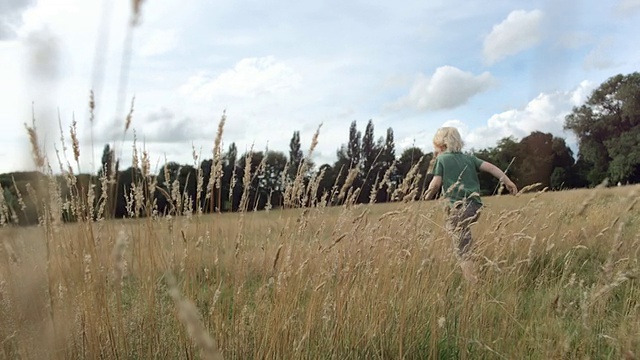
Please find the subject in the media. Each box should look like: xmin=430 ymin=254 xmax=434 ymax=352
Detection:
xmin=1 ymin=180 xmax=639 ymax=359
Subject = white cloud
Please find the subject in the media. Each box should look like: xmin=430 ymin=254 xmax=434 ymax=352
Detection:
xmin=483 ymin=9 xmax=544 ymax=65
xmin=179 ymin=56 xmax=302 ymax=100
xmin=22 ymin=27 xmax=60 ymax=83
xmin=391 ymin=66 xmax=494 ymax=111
xmin=0 ymin=0 xmax=637 ymax=176
xmin=615 ymin=0 xmax=640 ymax=16
xmin=137 ymin=29 xmax=179 ymax=57
xmin=0 ymin=42 xmax=27 ymax=137
xmin=94 ymin=107 xmax=212 ymax=144
xmin=0 ymin=0 xmax=33 ymax=40
xmin=557 ymin=31 xmax=593 ymax=49
xmin=583 ymin=38 xmax=616 ymax=70
xmin=464 ymin=80 xmax=596 ymax=151
xmin=396 ymin=130 xmax=430 ymax=151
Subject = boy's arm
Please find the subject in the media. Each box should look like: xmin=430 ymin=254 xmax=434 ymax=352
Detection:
xmin=424 ymin=175 xmax=442 ymax=200
xmin=427 ymin=151 xmax=439 ymax=174
xmin=479 ymin=161 xmax=518 ymax=194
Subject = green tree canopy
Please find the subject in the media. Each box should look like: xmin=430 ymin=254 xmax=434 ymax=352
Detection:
xmin=288 ymin=131 xmax=303 ymax=180
xmin=397 ymin=147 xmax=426 ymax=181
xmin=564 ymin=72 xmax=640 ymax=184
xmin=474 ymin=136 xmax=520 ymax=194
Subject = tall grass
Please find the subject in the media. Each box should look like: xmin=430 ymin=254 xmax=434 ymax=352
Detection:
xmin=1 ymin=3 xmax=638 ymax=357
xmin=0 ymin=110 xmax=639 ymax=359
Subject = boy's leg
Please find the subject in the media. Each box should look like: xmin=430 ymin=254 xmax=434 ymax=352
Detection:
xmin=446 ymin=201 xmax=482 ymax=283
xmin=457 ymin=201 xmax=482 ymax=256
xmin=446 ymin=201 xmax=482 ymax=259
xmin=445 ymin=203 xmax=462 ymax=257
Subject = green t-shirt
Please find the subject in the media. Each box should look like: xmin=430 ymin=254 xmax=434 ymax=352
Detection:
xmin=432 ymin=152 xmax=484 ymax=205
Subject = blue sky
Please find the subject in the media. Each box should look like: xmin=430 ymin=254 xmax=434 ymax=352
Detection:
xmin=1 ymin=0 xmax=639 ymax=174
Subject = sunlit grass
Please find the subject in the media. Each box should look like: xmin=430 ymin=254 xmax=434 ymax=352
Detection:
xmin=1 ymin=172 xmax=639 ymax=359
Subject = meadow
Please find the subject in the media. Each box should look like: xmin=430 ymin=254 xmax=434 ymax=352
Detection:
xmin=1 ymin=166 xmax=639 ymax=359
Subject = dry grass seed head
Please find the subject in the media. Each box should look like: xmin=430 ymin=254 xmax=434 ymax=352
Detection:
xmin=166 ymin=273 xmax=224 ymax=360
xmin=70 ymin=117 xmax=80 ymax=164
xmin=89 ymin=89 xmax=95 ymax=122
xmin=124 ymin=96 xmax=135 ymax=133
xmin=338 ymin=168 xmax=360 ymax=201
xmin=130 ymin=0 xmax=146 ymax=26
xmin=577 ymin=178 xmax=609 ymax=216
xmin=112 ymin=229 xmax=128 ymax=283
xmin=208 ymin=111 xmax=226 ymax=201
xmin=25 ymin=121 xmax=45 ymax=169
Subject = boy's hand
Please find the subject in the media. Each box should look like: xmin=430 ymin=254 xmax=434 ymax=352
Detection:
xmin=503 ymin=178 xmax=518 ymax=195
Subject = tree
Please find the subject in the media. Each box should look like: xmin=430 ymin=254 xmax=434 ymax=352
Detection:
xmin=156 ymin=162 xmax=197 ymax=215
xmin=382 ymin=127 xmax=396 ymax=169
xmin=157 ymin=162 xmax=182 ymax=188
xmin=199 ymin=159 xmax=212 ymax=211
xmin=156 ymin=161 xmax=181 ymax=214
xmin=0 ymin=173 xmax=42 ymax=225
xmin=1 ymin=184 xmax=17 ymax=225
xmin=260 ymin=150 xmax=288 ymax=208
xmin=331 ymin=120 xmax=363 ymax=203
xmin=550 ymin=136 xmax=577 ymax=189
xmin=222 ymin=142 xmax=239 ymax=211
xmin=359 ymin=120 xmax=381 ymax=203
xmin=571 ymin=157 xmax=591 ymax=189
xmin=376 ymin=127 xmax=397 ymax=203
xmin=99 ymin=144 xmax=118 ymax=179
xmin=607 ymin=130 xmax=640 ymax=184
xmin=518 ymin=131 xmax=554 ymax=189
xmin=114 ymin=167 xmax=144 ymax=218
xmin=395 ymin=147 xmax=429 ymax=201
xmin=347 ymin=121 xmax=361 ymax=169
xmin=397 ymin=147 xmax=425 ymax=181
xmin=564 ymin=72 xmax=640 ymax=185
xmin=551 ymin=137 xmax=574 ymax=170
xmin=288 ymin=131 xmax=303 ymax=181
xmin=550 ymin=167 xmax=569 ymax=190
xmin=474 ymin=137 xmax=520 ymax=195
xmin=333 ymin=145 xmax=349 ymax=174
xmin=235 ymin=150 xmax=287 ymax=211
xmin=98 ymin=144 xmax=119 ymax=218
xmin=330 ymin=145 xmax=350 ymax=197
xmin=315 ymin=163 xmax=339 ymax=205
xmin=361 ymin=120 xmax=377 ymax=174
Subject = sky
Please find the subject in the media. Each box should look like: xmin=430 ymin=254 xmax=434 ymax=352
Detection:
xmin=1 ymin=0 xmax=639 ymax=175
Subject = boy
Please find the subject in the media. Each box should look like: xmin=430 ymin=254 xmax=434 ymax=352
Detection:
xmin=425 ymin=127 xmax=517 ymax=282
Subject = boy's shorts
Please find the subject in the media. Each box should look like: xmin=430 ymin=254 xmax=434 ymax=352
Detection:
xmin=445 ymin=199 xmax=483 ymax=258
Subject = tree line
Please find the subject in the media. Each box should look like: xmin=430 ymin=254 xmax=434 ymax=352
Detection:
xmin=1 ymin=72 xmax=639 ymax=226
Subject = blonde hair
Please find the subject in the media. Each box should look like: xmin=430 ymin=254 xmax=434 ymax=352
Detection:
xmin=433 ymin=127 xmax=464 ymax=152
